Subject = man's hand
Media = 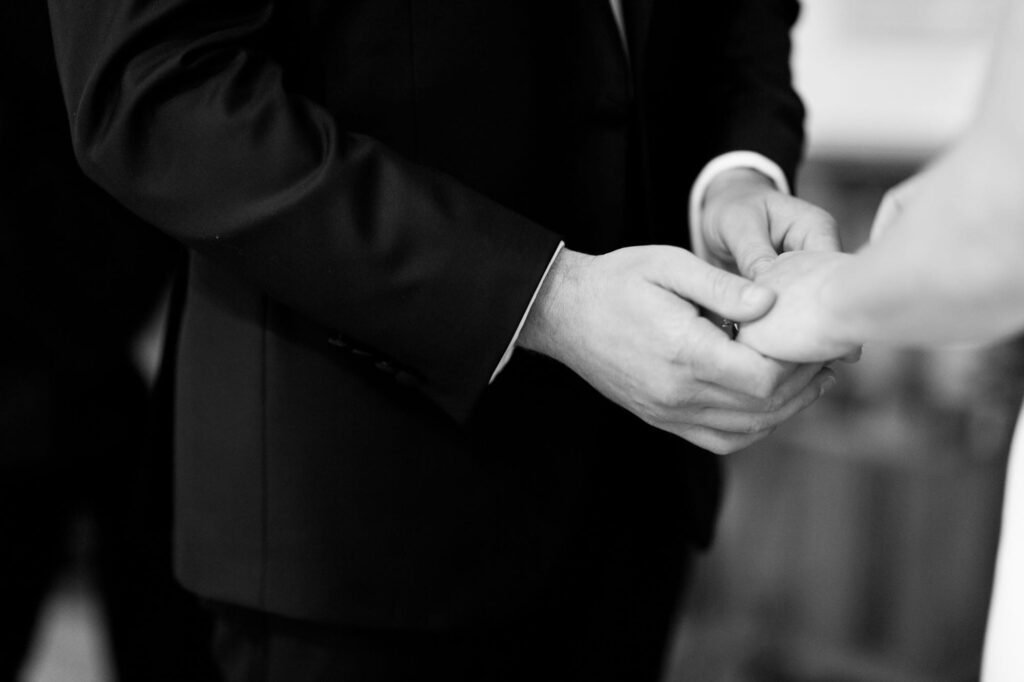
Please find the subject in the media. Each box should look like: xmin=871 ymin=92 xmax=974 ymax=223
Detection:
xmin=737 ymin=250 xmax=862 ymax=363
xmin=518 ymin=246 xmax=836 ymax=455
xmin=701 ymin=168 xmax=841 ymax=279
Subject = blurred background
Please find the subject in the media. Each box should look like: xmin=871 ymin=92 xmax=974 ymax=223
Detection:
xmin=668 ymin=1 xmax=1023 ymax=681
xmin=16 ymin=1 xmax=1024 ymax=681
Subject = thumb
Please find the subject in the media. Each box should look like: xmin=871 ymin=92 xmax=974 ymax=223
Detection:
xmin=713 ymin=207 xmax=778 ymax=279
xmin=768 ymin=194 xmax=843 ymax=254
xmin=660 ymin=251 xmax=776 ymax=322
xmin=733 ymin=240 xmax=778 ymax=280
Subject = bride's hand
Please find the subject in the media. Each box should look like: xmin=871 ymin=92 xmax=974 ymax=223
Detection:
xmin=737 ymin=251 xmax=863 ymax=363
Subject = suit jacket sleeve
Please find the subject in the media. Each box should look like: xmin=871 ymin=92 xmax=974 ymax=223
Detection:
xmin=714 ymin=0 xmax=806 ymax=187
xmin=45 ymin=0 xmax=562 ymax=422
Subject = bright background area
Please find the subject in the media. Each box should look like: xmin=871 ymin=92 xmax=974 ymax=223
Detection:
xmin=794 ymin=0 xmax=1001 ymax=161
xmin=669 ymin=3 xmax=1022 ymax=682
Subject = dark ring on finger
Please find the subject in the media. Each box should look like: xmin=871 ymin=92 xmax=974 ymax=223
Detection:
xmin=719 ymin=318 xmax=739 ymax=340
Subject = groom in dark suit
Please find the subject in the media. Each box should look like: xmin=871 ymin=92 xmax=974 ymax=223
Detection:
xmin=46 ymin=0 xmax=837 ymax=679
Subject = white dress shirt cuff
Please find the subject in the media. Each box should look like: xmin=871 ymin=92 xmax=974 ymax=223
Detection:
xmin=489 ymin=241 xmax=565 ymax=383
xmin=687 ymin=151 xmax=790 ymax=265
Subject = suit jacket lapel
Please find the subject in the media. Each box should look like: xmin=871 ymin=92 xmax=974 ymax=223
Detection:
xmin=622 ymin=0 xmax=653 ymax=74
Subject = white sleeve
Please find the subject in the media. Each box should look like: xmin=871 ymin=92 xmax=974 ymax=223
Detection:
xmin=489 ymin=241 xmax=565 ymax=382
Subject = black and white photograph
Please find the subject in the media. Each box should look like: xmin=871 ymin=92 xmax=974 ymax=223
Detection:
xmin=2 ymin=1 xmax=1022 ymax=680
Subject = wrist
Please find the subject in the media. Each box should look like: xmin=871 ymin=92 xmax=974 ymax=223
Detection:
xmin=517 ymin=248 xmax=593 ymax=362
xmin=703 ymin=167 xmax=775 ymax=209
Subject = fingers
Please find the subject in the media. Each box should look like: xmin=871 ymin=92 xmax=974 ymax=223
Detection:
xmin=680 ymin=366 xmax=835 ymax=433
xmin=656 ymin=251 xmax=776 ymax=323
xmin=707 ymin=200 xmax=778 ymax=279
xmin=684 ymin=359 xmax=818 ymax=409
xmin=707 ymin=192 xmax=841 ymax=279
xmin=769 ymin=195 xmax=842 ymax=254
xmin=564 ymin=244 xmax=841 ymax=455
xmin=682 ymin=318 xmax=799 ymax=396
xmin=664 ymin=366 xmax=835 ymax=454
xmin=757 ymin=361 xmax=829 ymax=406
xmin=670 ymin=424 xmax=777 ymax=456
xmin=731 ymin=237 xmax=778 ymax=281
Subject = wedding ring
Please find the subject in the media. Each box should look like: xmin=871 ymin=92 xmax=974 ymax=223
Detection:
xmin=701 ymin=308 xmax=740 ymax=340
xmin=719 ymin=318 xmax=739 ymax=340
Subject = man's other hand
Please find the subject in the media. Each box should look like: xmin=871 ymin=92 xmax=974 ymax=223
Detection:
xmin=701 ymin=168 xmax=841 ymax=279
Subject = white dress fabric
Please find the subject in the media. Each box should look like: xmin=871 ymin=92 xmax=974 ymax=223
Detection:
xmin=981 ymin=404 xmax=1024 ymax=680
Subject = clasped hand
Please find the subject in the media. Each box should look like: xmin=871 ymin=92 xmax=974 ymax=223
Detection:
xmin=532 ymin=247 xmax=837 ymax=454
xmin=737 ymin=250 xmax=861 ymax=363
xmin=520 ymin=173 xmax=845 ymax=454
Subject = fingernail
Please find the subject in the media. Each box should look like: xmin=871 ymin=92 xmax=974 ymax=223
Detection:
xmin=819 ymin=376 xmax=837 ymax=396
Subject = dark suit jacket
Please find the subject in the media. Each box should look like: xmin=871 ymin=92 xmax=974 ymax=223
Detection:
xmin=46 ymin=0 xmax=805 ymax=628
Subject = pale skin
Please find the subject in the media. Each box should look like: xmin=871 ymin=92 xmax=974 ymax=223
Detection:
xmin=729 ymin=8 xmax=1024 ymax=678
xmin=738 ymin=0 xmax=1024 ymax=363
xmin=518 ymin=170 xmax=843 ymax=455
xmin=741 ymin=0 xmax=1024 ymax=366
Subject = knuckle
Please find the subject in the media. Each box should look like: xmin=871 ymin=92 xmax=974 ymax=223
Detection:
xmin=765 ymin=388 xmax=793 ymax=413
xmin=748 ymin=375 xmax=776 ymax=401
xmin=753 ymin=391 xmax=780 ymax=413
xmin=648 ymin=375 xmax=686 ymax=412
xmin=747 ymin=414 xmax=774 ymax=434
xmin=706 ymin=268 xmax=736 ymax=303
xmin=744 ymin=253 xmax=775 ymax=279
xmin=689 ymin=355 xmax=713 ymax=385
xmin=685 ymin=335 xmax=718 ymax=383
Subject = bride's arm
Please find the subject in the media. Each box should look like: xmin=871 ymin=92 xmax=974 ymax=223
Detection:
xmin=738 ymin=1 xmax=1024 ymax=361
xmin=828 ymin=130 xmax=1024 ymax=348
